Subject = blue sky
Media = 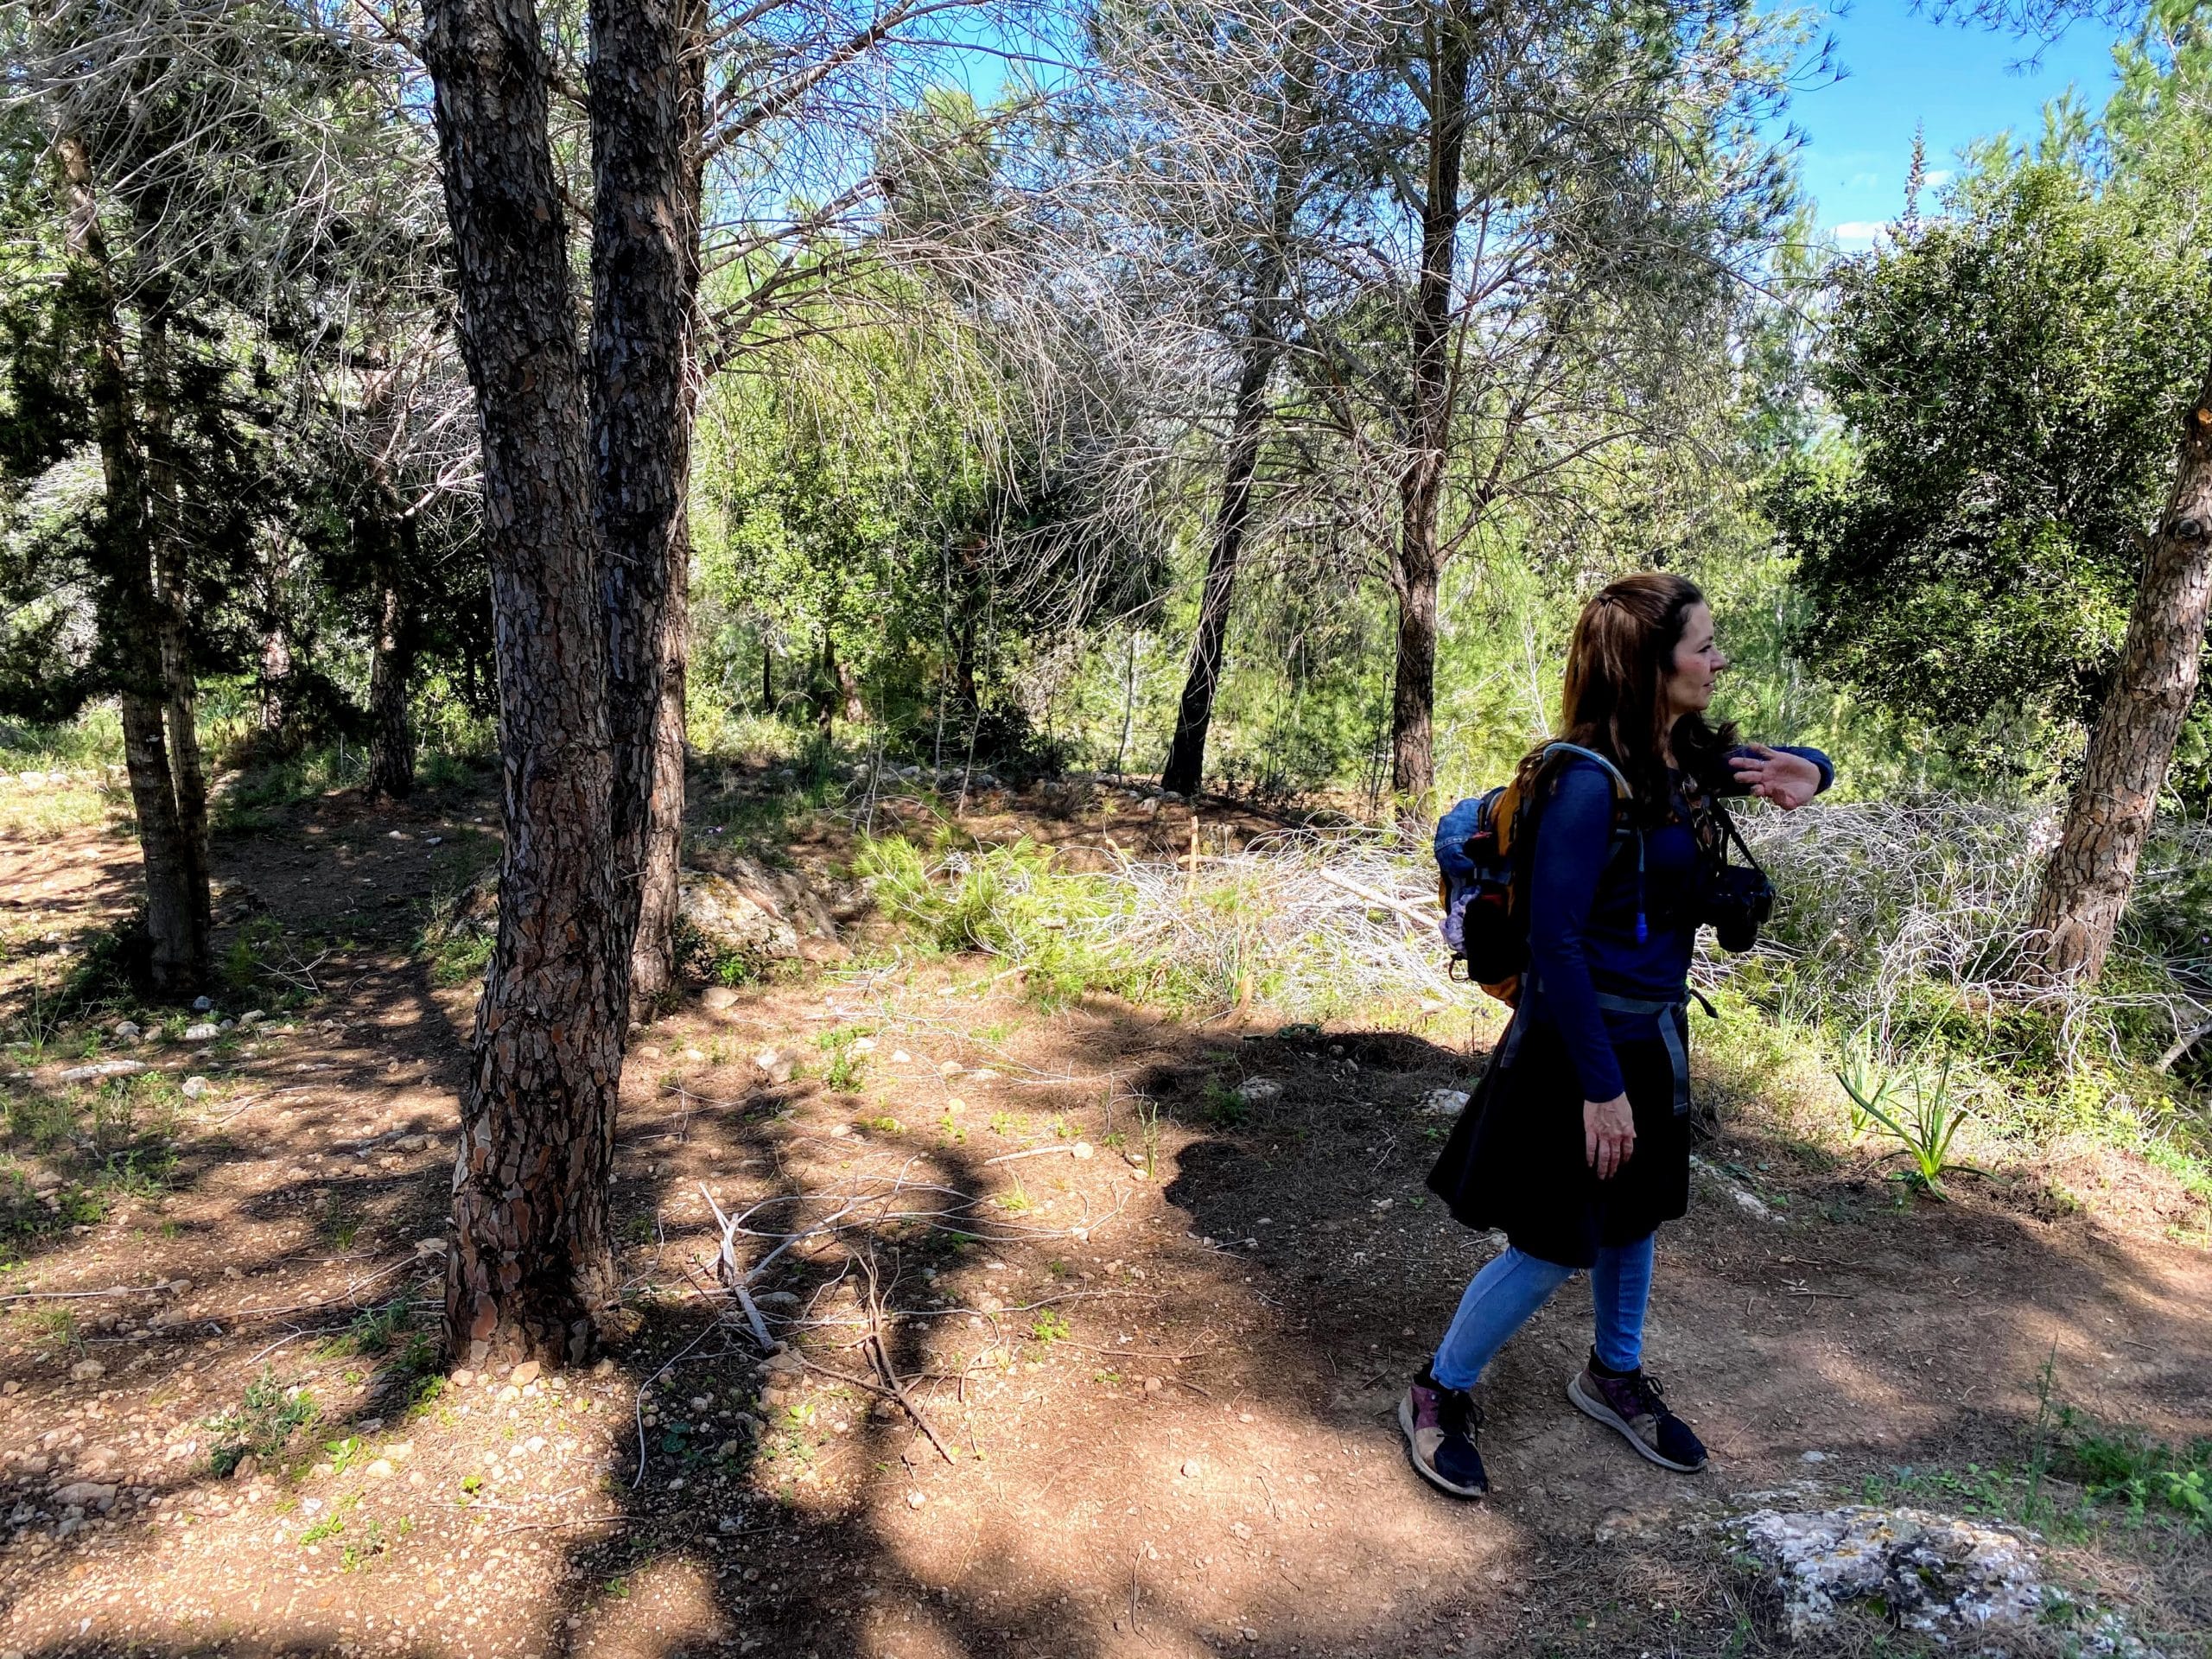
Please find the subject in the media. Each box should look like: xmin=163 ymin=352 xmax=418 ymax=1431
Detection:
xmin=1792 ymin=0 xmax=2123 ymax=245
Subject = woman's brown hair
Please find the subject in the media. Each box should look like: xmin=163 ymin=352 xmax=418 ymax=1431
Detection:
xmin=1514 ymin=571 xmax=1738 ymax=823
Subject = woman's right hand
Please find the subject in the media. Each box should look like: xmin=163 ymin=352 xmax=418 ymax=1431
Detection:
xmin=1584 ymin=1094 xmax=1635 ymax=1180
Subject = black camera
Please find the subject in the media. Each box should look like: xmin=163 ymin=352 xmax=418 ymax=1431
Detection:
xmin=1700 ymin=801 xmax=1775 ymax=954
xmin=1703 ymin=862 xmax=1775 ymax=953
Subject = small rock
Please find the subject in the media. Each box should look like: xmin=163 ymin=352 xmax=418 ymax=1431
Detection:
xmin=69 ymin=1360 xmax=105 ymax=1382
xmin=397 ymin=1135 xmax=429 ymax=1153
xmin=57 ymin=1059 xmax=150 ymax=1084
xmin=1071 ymin=1141 xmax=1095 ymax=1160
xmin=1801 ymin=1449 xmax=1829 ymax=1464
xmin=181 ymin=1076 xmax=210 ymax=1100
xmin=414 ymin=1236 xmax=447 ymax=1257
xmin=217 ymin=1019 xmax=235 ymax=1033
xmin=112 ymin=1020 xmax=142 ymax=1041
xmin=1179 ymin=1459 xmax=1203 ymax=1479
xmin=1731 ymin=1189 xmax=1772 ymax=1220
xmin=52 ymin=1482 xmax=117 ymax=1512
xmin=891 ymin=1050 xmax=912 ymax=1064
xmin=366 ymin=1459 xmax=394 ymax=1478
xmin=1418 ymin=1089 xmax=1471 ymax=1117
xmin=0 ymin=1380 xmax=18 ymax=1397
xmin=592 ymin=1357 xmax=615 ymax=1376
xmin=181 ymin=1022 xmax=220 ymax=1042
xmin=906 ymin=1491 xmax=927 ymax=1510
xmin=510 ymin=1360 xmax=542 ymax=1387
xmin=1235 ymin=1078 xmax=1281 ymax=1104
xmin=238 ymin=1010 xmax=265 ymax=1027
xmin=938 ymin=1060 xmax=963 ymax=1078
xmin=701 ymin=986 xmax=739 ymax=1011
xmin=425 ymin=835 xmax=443 ymax=846
xmin=164 ymin=1279 xmax=192 ymax=1296
xmin=497 ymin=1384 xmax=520 ymax=1403
xmin=851 ymin=1037 xmax=875 ymax=1053
xmin=191 ymin=996 xmax=213 ymax=1013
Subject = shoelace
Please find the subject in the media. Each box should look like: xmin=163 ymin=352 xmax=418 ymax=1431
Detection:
xmin=1618 ymin=1370 xmax=1673 ymax=1419
xmin=1438 ymin=1389 xmax=1484 ymax=1438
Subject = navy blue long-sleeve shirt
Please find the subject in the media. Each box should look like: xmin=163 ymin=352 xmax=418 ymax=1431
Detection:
xmin=1524 ymin=747 xmax=1833 ymax=1103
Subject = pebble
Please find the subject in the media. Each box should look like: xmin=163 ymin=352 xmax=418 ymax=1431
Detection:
xmin=1236 ymin=1078 xmax=1282 ymax=1104
xmin=1418 ymin=1089 xmax=1471 ymax=1116
xmin=891 ymin=1050 xmax=912 ymax=1064
xmin=192 ymin=996 xmax=213 ymax=1013
xmin=702 ymin=986 xmax=739 ymax=1011
xmin=238 ymin=1009 xmax=265 ymax=1027
xmin=69 ymin=1359 xmax=105 ymax=1382
xmin=938 ymin=1060 xmax=963 ymax=1077
xmin=112 ymin=1020 xmax=142 ymax=1041
xmin=906 ymin=1491 xmax=927 ymax=1509
xmin=1180 ymin=1459 xmax=1203 ymax=1478
xmin=1071 ymin=1141 xmax=1095 ymax=1160
xmin=181 ymin=1076 xmax=209 ymax=1100
xmin=511 ymin=1360 xmax=542 ymax=1387
xmin=181 ymin=1022 xmax=220 ymax=1042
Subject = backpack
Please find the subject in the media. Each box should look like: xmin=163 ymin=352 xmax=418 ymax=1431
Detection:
xmin=1433 ymin=742 xmax=1639 ymax=1006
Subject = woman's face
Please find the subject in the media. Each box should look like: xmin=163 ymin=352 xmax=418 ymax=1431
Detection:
xmin=1662 ymin=602 xmax=1728 ymax=718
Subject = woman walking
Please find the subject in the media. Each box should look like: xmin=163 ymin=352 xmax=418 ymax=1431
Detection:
xmin=1404 ymin=571 xmax=1832 ymax=1499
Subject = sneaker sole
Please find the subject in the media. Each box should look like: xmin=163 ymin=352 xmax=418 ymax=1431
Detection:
xmin=1566 ymin=1371 xmax=1707 ymax=1472
xmin=1396 ymin=1393 xmax=1487 ymax=1500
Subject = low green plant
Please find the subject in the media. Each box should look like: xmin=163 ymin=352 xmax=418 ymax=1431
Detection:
xmin=817 ymin=1027 xmax=867 ymax=1092
xmin=2064 ymin=1418 xmax=2212 ymax=1531
xmin=1840 ymin=1054 xmax=1978 ymax=1199
xmin=207 ymin=1369 xmax=320 ymax=1475
xmin=995 ymin=1178 xmax=1032 ymax=1214
xmin=1029 ymin=1309 xmax=1071 ymax=1344
xmin=299 ymin=1513 xmax=346 ymax=1546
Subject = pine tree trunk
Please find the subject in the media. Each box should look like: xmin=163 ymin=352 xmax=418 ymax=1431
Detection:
xmin=1162 ymin=339 xmax=1273 ymax=798
xmin=365 ymin=527 xmax=416 ymax=802
xmin=140 ymin=302 xmax=214 ymax=934
xmin=2028 ymin=359 xmax=2212 ymax=986
xmin=52 ymin=128 xmax=209 ymax=992
xmin=424 ymin=0 xmax=628 ymax=1367
xmin=1388 ymin=7 xmax=1471 ymax=819
xmin=589 ymin=0 xmax=702 ymax=1016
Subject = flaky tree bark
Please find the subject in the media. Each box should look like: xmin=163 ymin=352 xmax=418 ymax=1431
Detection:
xmin=589 ymin=0 xmax=703 ymax=1015
xmin=54 ymin=129 xmax=209 ymax=993
xmin=1388 ymin=4 xmax=1471 ymax=818
xmin=2029 ymin=358 xmax=2212 ymax=987
xmin=425 ymin=0 xmax=628 ymax=1367
xmin=1162 ymin=339 xmax=1273 ymax=798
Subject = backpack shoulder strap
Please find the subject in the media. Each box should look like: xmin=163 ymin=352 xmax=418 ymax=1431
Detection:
xmin=1539 ymin=741 xmax=1633 ymax=802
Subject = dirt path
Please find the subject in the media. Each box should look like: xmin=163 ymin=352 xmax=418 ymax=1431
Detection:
xmin=2 ymin=776 xmax=2208 ymax=1659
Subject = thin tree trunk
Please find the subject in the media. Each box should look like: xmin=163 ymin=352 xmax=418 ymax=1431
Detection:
xmin=424 ymin=0 xmax=627 ymax=1368
xmin=140 ymin=302 xmax=213 ymax=929
xmin=52 ymin=127 xmax=208 ymax=992
xmin=1162 ymin=338 xmax=1273 ymax=798
xmin=589 ymin=0 xmax=703 ymax=1015
xmin=365 ymin=517 xmax=417 ymax=802
xmin=2029 ymin=358 xmax=2212 ymax=986
xmin=761 ymin=639 xmax=775 ymax=712
xmin=1389 ymin=5 xmax=1471 ymax=818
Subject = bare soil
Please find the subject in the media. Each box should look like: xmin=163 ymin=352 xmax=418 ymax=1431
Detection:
xmin=1 ymin=765 xmax=2208 ymax=1659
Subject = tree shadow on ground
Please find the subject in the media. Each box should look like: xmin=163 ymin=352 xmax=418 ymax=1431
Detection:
xmin=4 ymin=810 xmax=2209 ymax=1658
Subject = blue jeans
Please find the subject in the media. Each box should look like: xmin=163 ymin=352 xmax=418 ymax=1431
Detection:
xmin=1429 ymin=1233 xmax=1656 ymax=1390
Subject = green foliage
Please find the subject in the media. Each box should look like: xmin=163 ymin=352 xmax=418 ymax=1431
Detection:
xmin=207 ymin=1369 xmax=320 ymax=1476
xmin=1772 ymin=61 xmax=2212 ymax=788
xmin=1838 ymin=1055 xmax=1977 ymax=1199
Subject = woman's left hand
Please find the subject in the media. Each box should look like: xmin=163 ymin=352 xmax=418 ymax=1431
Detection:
xmin=1729 ymin=745 xmax=1823 ymax=810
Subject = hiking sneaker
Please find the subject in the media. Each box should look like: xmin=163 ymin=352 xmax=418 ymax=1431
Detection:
xmin=1400 ymin=1370 xmax=1489 ymax=1499
xmin=1567 ymin=1357 xmax=1707 ymax=1472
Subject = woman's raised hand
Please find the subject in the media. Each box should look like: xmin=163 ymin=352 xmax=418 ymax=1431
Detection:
xmin=1584 ymin=1095 xmax=1634 ymax=1180
xmin=1728 ymin=744 xmax=1823 ymax=810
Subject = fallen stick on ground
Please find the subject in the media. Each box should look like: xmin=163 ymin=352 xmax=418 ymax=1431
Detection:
xmin=982 ymin=1143 xmax=1091 ymax=1166
xmin=1312 ymin=864 xmax=1440 ymax=928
